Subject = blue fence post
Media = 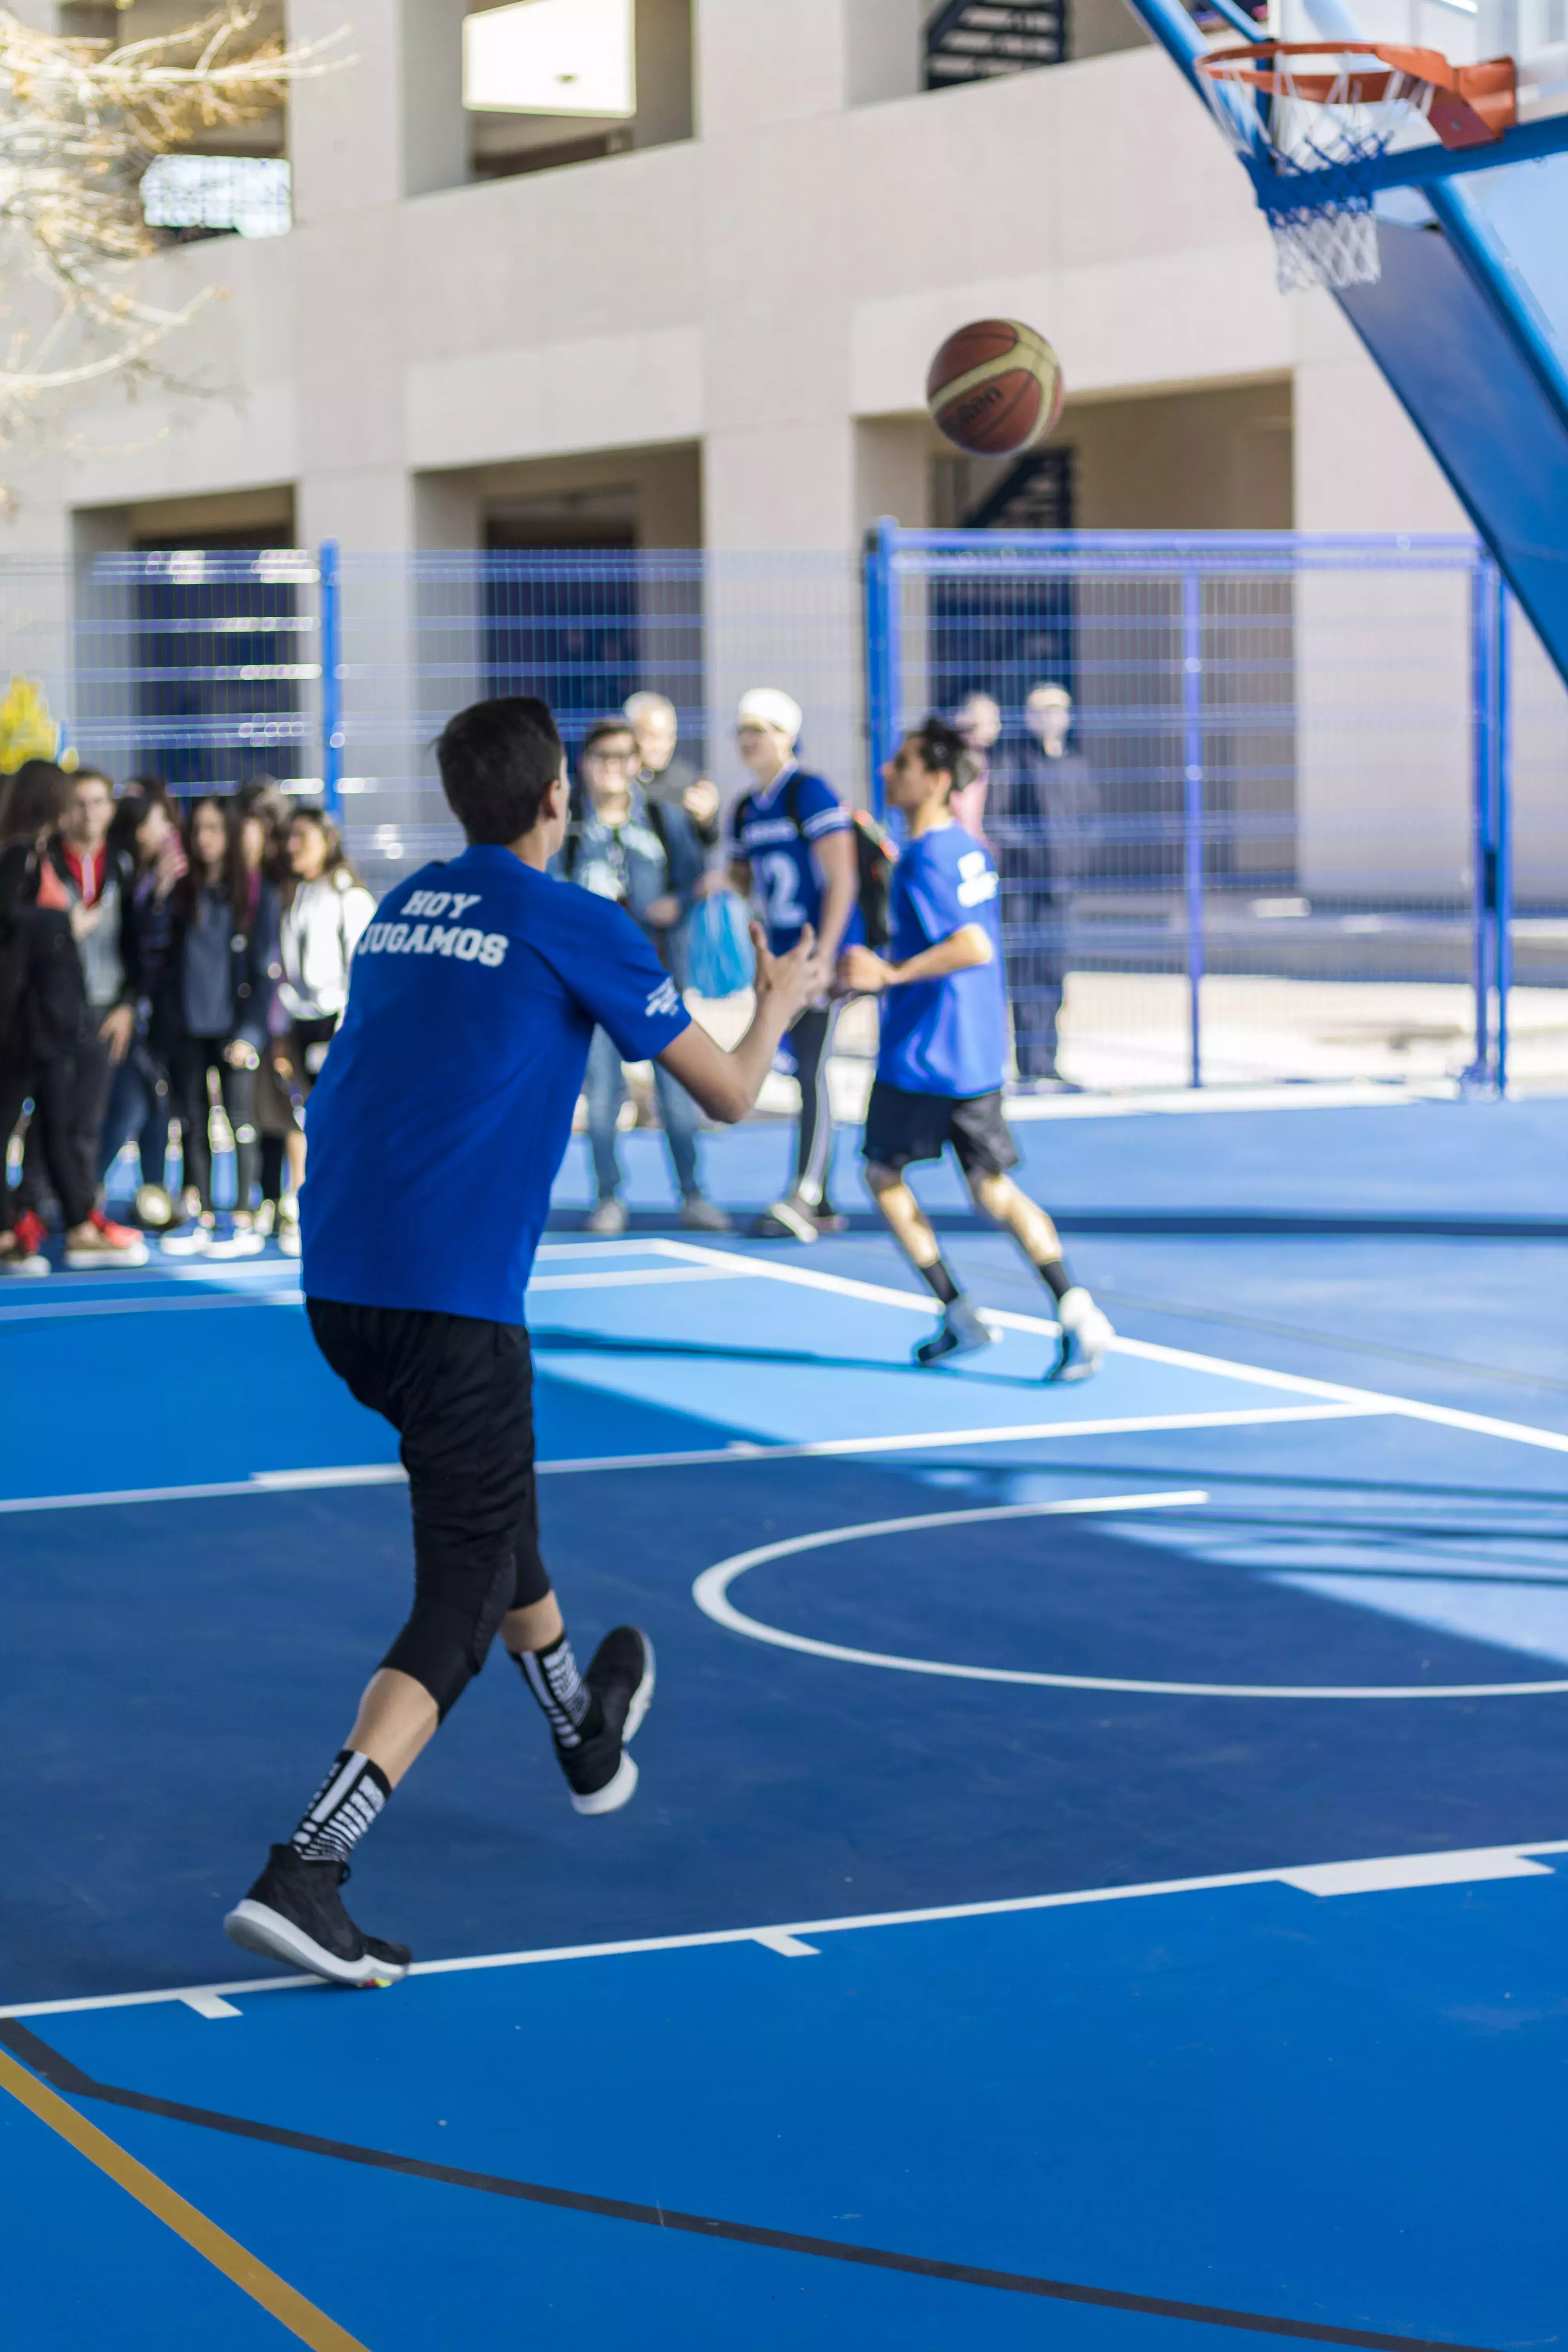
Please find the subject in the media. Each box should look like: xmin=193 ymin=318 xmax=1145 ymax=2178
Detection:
xmin=1495 ymin=577 xmax=1512 ymax=1097
xmin=1181 ymin=565 xmax=1204 ymax=1089
xmin=863 ymin=517 xmax=901 ymax=817
xmin=319 ymin=539 xmax=343 ymax=818
xmin=1467 ymin=553 xmax=1496 ymax=1085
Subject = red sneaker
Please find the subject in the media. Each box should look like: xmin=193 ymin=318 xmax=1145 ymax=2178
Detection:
xmin=13 ymin=1209 xmax=47 ymax=1259
xmin=64 ymin=1210 xmax=149 ymax=1269
xmin=90 ymin=1207 xmax=143 ymax=1248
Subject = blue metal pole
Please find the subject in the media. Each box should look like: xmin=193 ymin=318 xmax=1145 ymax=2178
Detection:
xmin=863 ymin=517 xmax=901 ymax=817
xmin=319 ymin=539 xmax=343 ymax=818
xmin=1468 ymin=555 xmax=1494 ymax=1083
xmin=1181 ymin=567 xmax=1205 ymax=1089
xmin=1495 ymin=578 xmax=1512 ymax=1097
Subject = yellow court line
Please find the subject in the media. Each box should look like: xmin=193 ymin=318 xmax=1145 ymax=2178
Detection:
xmin=0 ymin=2049 xmax=372 ymax=2352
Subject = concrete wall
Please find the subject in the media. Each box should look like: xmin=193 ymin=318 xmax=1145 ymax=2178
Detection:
xmin=18 ymin=0 xmax=1463 ymax=564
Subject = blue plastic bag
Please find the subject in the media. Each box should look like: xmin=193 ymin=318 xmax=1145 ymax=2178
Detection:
xmin=685 ymin=889 xmax=757 ymax=999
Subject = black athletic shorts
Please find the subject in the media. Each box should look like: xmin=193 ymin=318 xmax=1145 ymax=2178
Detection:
xmin=307 ymin=1299 xmax=549 ymax=1706
xmin=862 ymin=1080 xmax=1019 ymax=1178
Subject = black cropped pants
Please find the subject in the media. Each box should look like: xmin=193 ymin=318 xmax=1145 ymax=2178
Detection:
xmin=306 ymin=1299 xmax=549 ymax=1718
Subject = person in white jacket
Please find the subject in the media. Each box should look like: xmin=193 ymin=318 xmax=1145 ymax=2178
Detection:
xmin=270 ymin=808 xmax=375 ymax=1255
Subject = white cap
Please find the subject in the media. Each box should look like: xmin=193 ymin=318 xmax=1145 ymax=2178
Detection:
xmin=737 ymin=686 xmax=802 ymax=744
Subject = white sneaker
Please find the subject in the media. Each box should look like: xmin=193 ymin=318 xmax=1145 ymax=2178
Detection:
xmin=162 ymin=1218 xmax=215 ymax=1257
xmin=276 ymin=1202 xmax=301 ymax=1258
xmin=205 ymin=1223 xmax=265 ymax=1260
xmin=1049 ymin=1288 xmax=1115 ymax=1383
xmin=0 ymin=1233 xmax=49 ymax=1278
xmin=134 ymin=1183 xmax=174 ymax=1230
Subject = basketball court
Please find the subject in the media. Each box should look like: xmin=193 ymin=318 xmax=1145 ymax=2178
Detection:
xmin=2 ymin=1098 xmax=1565 ymax=2348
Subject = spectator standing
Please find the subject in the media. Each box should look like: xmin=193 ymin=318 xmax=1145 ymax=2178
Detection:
xmin=0 ymin=762 xmax=148 ymax=1271
xmin=989 ymin=682 xmax=1096 ymax=1087
xmin=624 ymin=691 xmax=721 ymax=846
xmin=155 ymin=796 xmax=279 ymax=1259
xmin=951 ymin=691 xmax=1001 ymax=844
xmin=10 ymin=768 xmax=141 ymax=1229
xmin=267 ymin=807 xmax=375 ymax=1258
xmin=97 ymin=781 xmax=186 ymax=1223
xmin=724 ymin=688 xmax=860 ymax=1241
xmin=554 ymin=717 xmax=726 ymax=1237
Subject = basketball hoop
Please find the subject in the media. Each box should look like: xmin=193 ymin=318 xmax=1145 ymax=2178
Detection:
xmin=1198 ymin=41 xmax=1516 ymax=294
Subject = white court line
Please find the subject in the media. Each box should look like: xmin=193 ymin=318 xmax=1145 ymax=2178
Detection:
xmin=4 ymin=1834 xmax=1564 ymax=2021
xmin=654 ymin=1238 xmax=1568 ymax=1461
xmin=0 ymin=1262 xmax=745 ymax=1325
xmin=693 ymin=1496 xmax=1568 ymax=1700
xmin=0 ymin=1403 xmax=1385 ymax=1517
xmin=528 ymin=1265 xmax=751 ymax=1292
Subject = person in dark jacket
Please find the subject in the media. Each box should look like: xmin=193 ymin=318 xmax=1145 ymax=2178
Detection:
xmin=9 ymin=765 xmax=143 ymax=1232
xmin=0 ymin=763 xmax=148 ymax=1271
xmin=988 ymin=683 xmax=1097 ymax=1086
xmin=552 ymin=717 xmax=726 ymax=1236
xmin=155 ymin=795 xmax=279 ymax=1259
xmin=97 ymin=780 xmax=186 ymax=1221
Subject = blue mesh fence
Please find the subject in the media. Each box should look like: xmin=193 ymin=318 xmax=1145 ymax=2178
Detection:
xmin=1 ymin=535 xmax=1562 ymax=1095
xmin=873 ymin=528 xmax=1557 ymax=1092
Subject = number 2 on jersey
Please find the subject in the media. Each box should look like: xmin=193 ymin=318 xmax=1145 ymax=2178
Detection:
xmin=757 ymin=849 xmax=808 ymax=931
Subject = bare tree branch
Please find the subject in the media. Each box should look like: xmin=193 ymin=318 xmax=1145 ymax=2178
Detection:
xmin=0 ymin=5 xmax=348 ymax=477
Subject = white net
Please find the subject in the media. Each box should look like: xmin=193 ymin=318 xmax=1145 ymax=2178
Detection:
xmin=1270 ymin=202 xmax=1382 ymax=294
xmin=1200 ymin=49 xmax=1435 ymax=293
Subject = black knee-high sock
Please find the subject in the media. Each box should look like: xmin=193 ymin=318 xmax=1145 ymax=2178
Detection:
xmin=290 ymin=1749 xmax=391 ymax=1865
xmin=1036 ymin=1255 xmax=1075 ymax=1302
xmin=916 ymin=1256 xmax=961 ymax=1307
xmin=516 ymin=1632 xmax=603 ymax=1748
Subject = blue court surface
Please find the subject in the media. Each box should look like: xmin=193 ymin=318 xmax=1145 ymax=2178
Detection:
xmin=3 ymin=1095 xmax=1566 ymax=2350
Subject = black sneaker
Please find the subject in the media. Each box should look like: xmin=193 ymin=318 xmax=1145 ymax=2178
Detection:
xmin=557 ymin=1627 xmax=655 ymax=1817
xmin=223 ymin=1844 xmax=411 ymax=1987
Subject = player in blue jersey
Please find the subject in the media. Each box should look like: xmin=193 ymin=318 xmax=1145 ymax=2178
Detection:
xmin=838 ymin=717 xmax=1114 ymax=1378
xmin=724 ymin=687 xmax=860 ymax=1241
xmin=224 ymin=696 xmax=826 ymax=1987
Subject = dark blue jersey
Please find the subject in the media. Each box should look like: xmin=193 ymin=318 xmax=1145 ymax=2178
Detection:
xmin=730 ymin=764 xmax=857 ymax=953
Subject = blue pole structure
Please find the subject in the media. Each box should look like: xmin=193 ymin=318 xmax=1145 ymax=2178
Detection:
xmin=1468 ymin=553 xmax=1495 ymax=1084
xmin=1181 ymin=566 xmax=1205 ymax=1089
xmin=1495 ymin=577 xmax=1512 ymax=1097
xmin=863 ymin=517 xmax=902 ymax=817
xmin=319 ymin=539 xmax=343 ymax=818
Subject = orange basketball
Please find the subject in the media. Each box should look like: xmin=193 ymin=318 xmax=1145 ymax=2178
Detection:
xmin=926 ymin=318 xmax=1065 ymax=458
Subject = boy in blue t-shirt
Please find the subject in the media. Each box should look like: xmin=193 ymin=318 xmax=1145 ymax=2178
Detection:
xmin=223 ymin=695 xmax=825 ymax=1989
xmin=723 ymin=686 xmax=860 ymax=1241
xmin=838 ymin=717 xmax=1114 ymax=1378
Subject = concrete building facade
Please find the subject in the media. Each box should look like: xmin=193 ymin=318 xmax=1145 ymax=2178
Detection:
xmin=13 ymin=0 xmax=1468 ymax=563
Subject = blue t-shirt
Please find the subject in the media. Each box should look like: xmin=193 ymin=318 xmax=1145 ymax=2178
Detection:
xmin=730 ymin=764 xmax=860 ymax=953
xmin=301 ymin=843 xmax=690 ymax=1321
xmin=876 ymin=823 xmax=1007 ymax=1099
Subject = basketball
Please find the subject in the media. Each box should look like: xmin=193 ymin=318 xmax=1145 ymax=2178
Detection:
xmin=925 ymin=318 xmax=1064 ymax=457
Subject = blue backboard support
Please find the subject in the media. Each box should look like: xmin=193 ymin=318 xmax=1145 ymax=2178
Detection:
xmin=1117 ymin=0 xmax=1568 ymax=687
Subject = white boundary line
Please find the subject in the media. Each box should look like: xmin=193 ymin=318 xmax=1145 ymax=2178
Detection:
xmin=0 ymin=1261 xmax=747 ymax=1326
xmin=0 ymin=1404 xmax=1385 ymax=1517
xmin=693 ymin=1494 xmax=1568 ymax=1700
xmin=5 ymin=1835 xmax=1564 ymax=2022
xmin=653 ymin=1238 xmax=1568 ymax=1461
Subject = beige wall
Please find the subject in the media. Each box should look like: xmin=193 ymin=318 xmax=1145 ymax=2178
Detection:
xmin=0 ymin=3 xmax=1472 ymax=577
xmin=1068 ymin=381 xmax=1294 ymax=531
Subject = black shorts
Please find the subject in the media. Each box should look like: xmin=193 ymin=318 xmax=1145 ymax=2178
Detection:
xmin=306 ymin=1299 xmax=548 ymax=1712
xmin=862 ymin=1080 xmax=1019 ymax=1178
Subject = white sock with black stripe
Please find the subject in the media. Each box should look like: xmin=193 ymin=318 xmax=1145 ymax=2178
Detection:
xmin=290 ymin=1749 xmax=392 ymax=1865
xmin=517 ymin=1632 xmax=603 ymax=1750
